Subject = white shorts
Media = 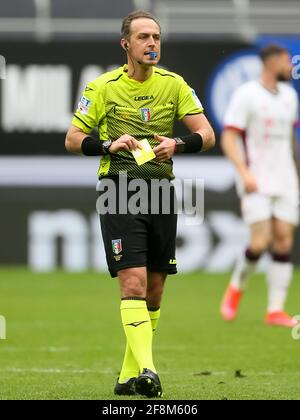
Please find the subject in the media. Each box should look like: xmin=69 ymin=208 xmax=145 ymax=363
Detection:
xmin=241 ymin=193 xmax=299 ymax=226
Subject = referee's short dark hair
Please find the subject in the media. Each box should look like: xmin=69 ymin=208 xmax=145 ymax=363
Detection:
xmin=121 ymin=10 xmax=161 ymax=39
xmin=259 ymin=44 xmax=289 ymax=63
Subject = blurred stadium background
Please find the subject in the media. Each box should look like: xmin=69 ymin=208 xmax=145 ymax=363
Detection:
xmin=0 ymin=0 xmax=300 ymax=273
xmin=1 ymin=0 xmax=300 ymax=401
xmin=0 ymin=0 xmax=299 ymax=273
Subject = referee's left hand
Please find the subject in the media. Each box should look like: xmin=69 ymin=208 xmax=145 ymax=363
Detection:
xmin=153 ymin=134 xmax=176 ymax=163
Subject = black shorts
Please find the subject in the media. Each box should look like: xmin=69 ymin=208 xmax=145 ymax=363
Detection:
xmin=98 ymin=177 xmax=178 ymax=278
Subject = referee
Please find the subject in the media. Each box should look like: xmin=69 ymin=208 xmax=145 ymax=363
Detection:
xmin=65 ymin=10 xmax=215 ymax=398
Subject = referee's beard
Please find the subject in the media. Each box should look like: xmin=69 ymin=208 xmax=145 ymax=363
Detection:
xmin=277 ymin=72 xmax=292 ymax=82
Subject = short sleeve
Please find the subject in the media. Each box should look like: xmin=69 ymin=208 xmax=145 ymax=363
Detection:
xmin=176 ymin=79 xmax=204 ymax=120
xmin=223 ymin=86 xmax=251 ymax=132
xmin=72 ymin=82 xmax=105 ymax=134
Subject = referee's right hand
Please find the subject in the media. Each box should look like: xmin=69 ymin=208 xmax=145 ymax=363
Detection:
xmin=109 ymin=135 xmax=143 ymax=154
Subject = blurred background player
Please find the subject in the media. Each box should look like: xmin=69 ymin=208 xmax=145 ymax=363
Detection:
xmin=65 ymin=10 xmax=215 ymax=397
xmin=220 ymin=44 xmax=300 ymax=328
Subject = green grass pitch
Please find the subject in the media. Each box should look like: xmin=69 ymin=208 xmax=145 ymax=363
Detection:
xmin=0 ymin=268 xmax=300 ymax=400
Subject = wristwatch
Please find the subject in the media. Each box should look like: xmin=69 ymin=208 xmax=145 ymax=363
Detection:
xmin=102 ymin=140 xmax=112 ymax=155
xmin=173 ymin=137 xmax=185 ymax=154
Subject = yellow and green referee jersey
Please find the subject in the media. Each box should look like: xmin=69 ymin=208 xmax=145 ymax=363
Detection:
xmin=72 ymin=65 xmax=204 ymax=180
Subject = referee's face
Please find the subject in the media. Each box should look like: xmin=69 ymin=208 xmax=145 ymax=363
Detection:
xmin=128 ymin=18 xmax=161 ymax=66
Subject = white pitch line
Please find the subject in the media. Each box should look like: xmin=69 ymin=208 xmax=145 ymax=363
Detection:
xmin=2 ymin=367 xmax=115 ymax=374
xmin=0 ymin=345 xmax=185 ymax=353
xmin=2 ymin=366 xmax=300 ymax=377
xmin=0 ymin=346 xmax=104 ymax=353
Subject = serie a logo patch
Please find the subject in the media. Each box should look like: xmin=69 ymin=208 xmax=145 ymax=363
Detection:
xmin=78 ymin=96 xmax=91 ymax=115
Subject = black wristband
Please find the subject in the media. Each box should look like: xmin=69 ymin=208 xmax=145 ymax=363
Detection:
xmin=174 ymin=133 xmax=203 ymax=154
xmin=81 ymin=137 xmax=111 ymax=156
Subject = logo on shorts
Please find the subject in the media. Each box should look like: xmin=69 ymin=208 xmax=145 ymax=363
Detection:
xmin=169 ymin=259 xmax=177 ymax=265
xmin=112 ymin=239 xmax=122 ymax=261
xmin=140 ymin=108 xmax=151 ymax=122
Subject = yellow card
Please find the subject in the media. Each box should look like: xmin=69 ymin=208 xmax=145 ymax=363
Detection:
xmin=132 ymin=139 xmax=156 ymax=166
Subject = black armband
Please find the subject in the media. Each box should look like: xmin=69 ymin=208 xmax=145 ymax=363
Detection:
xmin=81 ymin=137 xmax=112 ymax=156
xmin=174 ymin=133 xmax=203 ymax=154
